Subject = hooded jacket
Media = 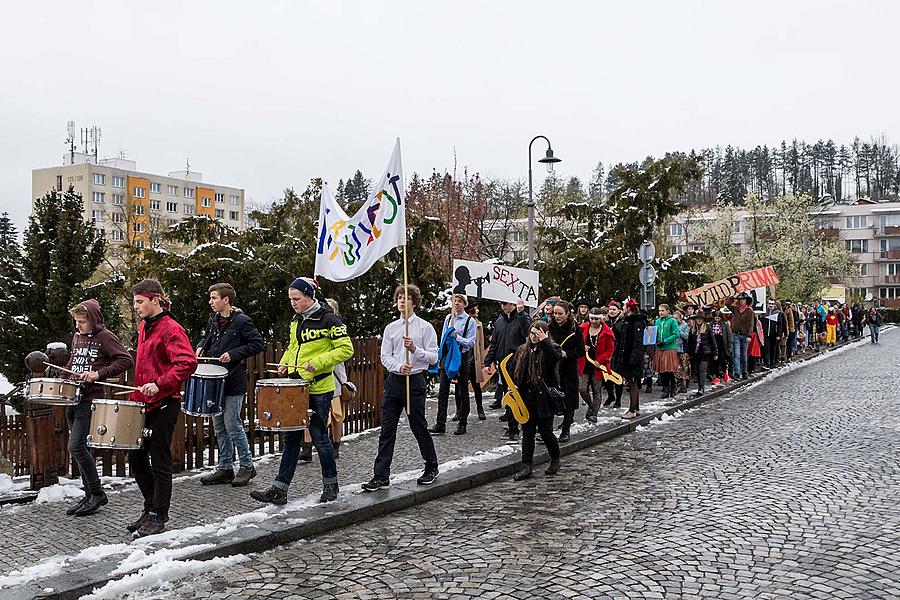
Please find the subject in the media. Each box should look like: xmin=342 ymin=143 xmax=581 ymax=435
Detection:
xmin=197 ymin=308 xmax=265 ymax=395
xmin=278 ymin=301 xmax=354 ymax=395
xmin=130 ymin=310 xmax=198 ymax=410
xmin=66 ymin=299 xmax=134 ymax=404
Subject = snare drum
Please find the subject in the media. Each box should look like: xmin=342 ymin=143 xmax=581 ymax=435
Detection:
xmin=86 ymin=399 xmax=147 ymax=450
xmin=183 ymin=364 xmax=228 ymax=417
xmin=255 ymin=378 xmax=311 ymax=431
xmin=26 ymin=377 xmax=81 ymax=406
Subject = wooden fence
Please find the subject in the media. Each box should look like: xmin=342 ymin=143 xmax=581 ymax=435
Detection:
xmin=0 ymin=338 xmax=383 ymax=486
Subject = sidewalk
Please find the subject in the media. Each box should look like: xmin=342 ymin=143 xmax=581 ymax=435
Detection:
xmin=0 ymin=334 xmax=880 ymax=599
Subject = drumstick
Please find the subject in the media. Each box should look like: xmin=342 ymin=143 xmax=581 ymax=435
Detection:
xmin=265 ymin=369 xmax=282 ymax=375
xmin=94 ymin=381 xmax=142 ymax=392
xmin=265 ymin=363 xmax=283 ymax=368
xmin=198 ymin=356 xmax=223 ymax=362
xmin=114 ymin=389 xmax=134 ymax=396
xmin=43 ymin=362 xmax=78 ymax=376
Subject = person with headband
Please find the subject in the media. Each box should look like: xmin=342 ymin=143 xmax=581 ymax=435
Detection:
xmin=250 ymin=276 xmax=354 ymax=505
xmin=128 ymin=279 xmax=198 ymax=538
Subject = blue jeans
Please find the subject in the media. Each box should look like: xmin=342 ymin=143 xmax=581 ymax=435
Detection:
xmin=274 ymin=391 xmax=337 ymax=488
xmin=732 ymin=333 xmax=749 ymax=376
xmin=214 ymin=394 xmax=253 ymax=470
xmin=869 ymin=324 xmax=880 ymax=343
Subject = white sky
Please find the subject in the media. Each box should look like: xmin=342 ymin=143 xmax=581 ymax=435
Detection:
xmin=1 ymin=0 xmax=898 ymax=231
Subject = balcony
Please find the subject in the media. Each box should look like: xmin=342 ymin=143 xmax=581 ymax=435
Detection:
xmin=819 ymin=228 xmax=840 ymax=238
xmin=883 ymin=275 xmax=900 ymax=284
xmin=876 ymin=250 xmax=900 ymax=261
xmin=876 ymin=225 xmax=900 ymax=236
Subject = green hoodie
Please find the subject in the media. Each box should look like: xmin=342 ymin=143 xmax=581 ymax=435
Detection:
xmin=279 ymin=302 xmax=354 ymax=394
xmin=654 ymin=315 xmax=679 ymax=351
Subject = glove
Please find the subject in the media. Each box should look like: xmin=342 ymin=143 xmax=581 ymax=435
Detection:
xmin=656 ymin=340 xmax=665 ymax=348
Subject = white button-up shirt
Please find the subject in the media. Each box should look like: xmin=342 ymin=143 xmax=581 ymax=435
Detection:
xmin=381 ymin=313 xmax=439 ymax=375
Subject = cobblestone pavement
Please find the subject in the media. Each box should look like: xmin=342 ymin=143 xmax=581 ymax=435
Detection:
xmin=3 ymin=373 xmax=681 ymax=574
xmin=139 ymin=332 xmax=900 ymax=600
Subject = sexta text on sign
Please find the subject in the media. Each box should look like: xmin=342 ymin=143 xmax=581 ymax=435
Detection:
xmin=682 ymin=266 xmax=780 ymax=307
xmin=452 ymin=260 xmax=540 ymax=307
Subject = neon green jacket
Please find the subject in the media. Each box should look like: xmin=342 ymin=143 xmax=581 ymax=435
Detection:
xmin=279 ymin=303 xmax=354 ymax=394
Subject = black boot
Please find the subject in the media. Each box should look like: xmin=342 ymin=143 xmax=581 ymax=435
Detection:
xmin=513 ymin=464 xmax=533 ymax=481
xmin=250 ymin=485 xmax=288 ymax=505
xmin=558 ymin=426 xmax=571 ymax=443
xmin=299 ymin=442 xmax=313 ymax=462
xmin=644 ymin=378 xmax=653 ymax=394
xmin=74 ymin=491 xmax=108 ymax=516
xmin=488 ymin=400 xmax=501 ymax=410
xmin=319 ymin=482 xmax=339 ymax=503
xmin=453 ymin=422 xmax=467 ymax=435
xmin=545 ymin=459 xmax=561 ymax=475
xmin=66 ymin=494 xmax=89 ymax=516
xmin=659 ymin=384 xmax=671 ymax=399
xmin=477 ymin=407 xmax=486 ymax=421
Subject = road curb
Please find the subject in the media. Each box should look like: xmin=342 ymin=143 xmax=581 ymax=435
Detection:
xmin=18 ymin=334 xmax=880 ymax=600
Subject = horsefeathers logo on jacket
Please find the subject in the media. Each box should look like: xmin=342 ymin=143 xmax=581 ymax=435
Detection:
xmin=299 ymin=325 xmax=348 ymax=342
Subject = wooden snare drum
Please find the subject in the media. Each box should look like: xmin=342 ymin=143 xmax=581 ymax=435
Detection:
xmin=86 ymin=399 xmax=147 ymax=450
xmin=25 ymin=377 xmax=81 ymax=406
xmin=255 ymin=378 xmax=311 ymax=431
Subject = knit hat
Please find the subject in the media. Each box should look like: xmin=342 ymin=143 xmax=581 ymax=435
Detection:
xmin=290 ymin=277 xmax=318 ymax=298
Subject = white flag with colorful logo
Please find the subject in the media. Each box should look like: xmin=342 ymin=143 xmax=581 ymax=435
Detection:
xmin=314 ymin=139 xmax=406 ymax=282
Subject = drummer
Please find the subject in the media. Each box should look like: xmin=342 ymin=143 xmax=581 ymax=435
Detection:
xmin=250 ymin=277 xmax=354 ymax=505
xmin=64 ymin=299 xmax=133 ymax=517
xmin=196 ymin=283 xmax=264 ymax=487
xmin=128 ymin=279 xmax=198 ymax=538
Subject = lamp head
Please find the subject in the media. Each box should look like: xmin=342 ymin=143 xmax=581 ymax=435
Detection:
xmin=538 ymin=147 xmax=562 ymax=174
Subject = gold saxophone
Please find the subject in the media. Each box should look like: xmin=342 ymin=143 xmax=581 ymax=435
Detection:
xmin=499 ymin=353 xmax=529 ymax=424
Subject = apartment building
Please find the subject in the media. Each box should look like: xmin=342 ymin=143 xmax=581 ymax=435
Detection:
xmin=666 ymin=199 xmax=900 ymax=307
xmin=32 ymin=151 xmax=246 ymax=249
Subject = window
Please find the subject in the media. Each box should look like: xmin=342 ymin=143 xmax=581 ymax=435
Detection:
xmin=229 ymin=211 xmax=239 ymax=220
xmin=229 ymin=194 xmax=239 ymax=205
xmin=732 ymin=220 xmax=743 ymax=234
xmin=691 ymin=244 xmax=703 ymax=252
xmin=134 ymin=205 xmax=145 ymax=216
xmin=167 ymin=218 xmax=177 ymax=227
xmin=91 ymin=210 xmax=104 ymax=222
xmin=112 ymin=194 xmax=124 ymax=205
xmin=136 ymin=240 xmax=145 ymax=249
xmin=813 ymin=218 xmax=834 ymax=229
xmin=92 ymin=173 xmax=106 ymax=185
xmin=167 ymin=202 xmax=178 ymax=213
xmin=674 ymin=244 xmax=687 ymax=255
xmin=112 ymin=212 xmax=125 ymax=223
xmin=879 ymin=287 xmax=900 ymax=299
xmin=845 ymin=215 xmax=871 ymax=229
xmin=149 ymin=199 xmax=160 ymax=210
xmin=845 ymin=239 xmax=868 ymax=253
xmin=215 ymin=193 xmax=225 ymax=203
xmin=858 ymin=263 xmax=869 ymax=276
xmin=134 ymin=223 xmax=145 ymax=233
xmin=133 ymin=187 xmax=145 ymax=198
xmin=183 ymin=187 xmax=195 ymax=199
xmin=111 ymin=230 xmax=124 ymax=241
xmin=150 ymin=182 xmax=161 ymax=193
xmin=215 ymin=209 xmax=225 ymax=218
xmin=112 ymin=176 xmax=125 ymax=188
xmin=184 ymin=204 xmax=195 ymax=215
xmin=167 ymin=184 xmax=178 ymax=196
xmin=201 ymin=198 xmax=211 ymax=208
xmin=669 ymin=223 xmax=684 ymax=237
xmin=887 ymin=263 xmax=900 ymax=276
xmin=151 ymin=217 xmax=160 ymax=228
xmin=92 ymin=192 xmax=105 ymax=204
xmin=56 ymin=175 xmax=63 ymax=191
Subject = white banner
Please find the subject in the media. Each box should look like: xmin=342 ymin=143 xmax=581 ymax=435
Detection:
xmin=452 ymin=260 xmax=540 ymax=307
xmin=315 ymin=139 xmax=406 ymax=282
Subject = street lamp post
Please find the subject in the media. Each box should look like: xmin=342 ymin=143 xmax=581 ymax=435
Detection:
xmin=527 ymin=135 xmax=561 ymax=271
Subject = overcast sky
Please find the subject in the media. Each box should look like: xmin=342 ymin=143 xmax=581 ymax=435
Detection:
xmin=1 ymin=0 xmax=898 ymax=231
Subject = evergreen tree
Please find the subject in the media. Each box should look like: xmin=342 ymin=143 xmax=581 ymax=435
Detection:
xmin=0 ymin=213 xmax=35 ymax=389
xmin=588 ymin=162 xmax=605 ymax=203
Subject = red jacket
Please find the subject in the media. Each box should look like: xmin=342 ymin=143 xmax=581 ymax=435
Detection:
xmin=826 ymin=313 xmax=839 ymax=326
xmin=130 ymin=312 xmax=198 ymax=410
xmin=577 ymin=321 xmax=615 ymax=379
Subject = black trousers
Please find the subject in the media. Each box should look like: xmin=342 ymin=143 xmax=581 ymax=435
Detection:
xmin=468 ymin=359 xmax=483 ymax=411
xmin=496 ymin=377 xmax=520 ymax=434
xmin=66 ymin=402 xmax=101 ymax=494
xmin=765 ymin=339 xmax=779 ymax=367
xmin=435 ymin=365 xmax=470 ymax=426
xmin=128 ymin=400 xmax=179 ymax=519
xmin=522 ymin=416 xmax=559 ymax=464
xmin=374 ymin=373 xmax=438 ymax=480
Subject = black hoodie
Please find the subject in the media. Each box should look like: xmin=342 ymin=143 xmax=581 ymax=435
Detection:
xmin=66 ymin=299 xmax=134 ymax=403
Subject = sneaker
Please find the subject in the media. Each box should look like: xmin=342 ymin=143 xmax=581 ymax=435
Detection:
xmin=417 ymin=467 xmax=439 ymax=485
xmin=231 ymin=465 xmax=257 ymax=487
xmin=545 ymin=459 xmax=561 ymax=476
xmin=250 ymin=485 xmax=288 ymax=505
xmin=361 ymin=477 xmax=390 ymax=492
xmin=132 ymin=513 xmax=165 ymax=539
xmin=621 ymin=411 xmax=637 ymax=419
xmin=74 ymin=491 xmax=108 ymax=516
xmin=200 ymin=469 xmax=234 ymax=485
xmin=712 ymin=377 xmax=720 ymax=385
xmin=513 ymin=465 xmax=533 ymax=481
xmin=428 ymin=425 xmax=446 ymax=435
xmin=319 ymin=482 xmax=339 ymax=503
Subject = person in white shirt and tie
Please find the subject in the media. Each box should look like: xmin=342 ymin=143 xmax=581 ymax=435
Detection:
xmin=362 ymin=284 xmax=440 ymax=491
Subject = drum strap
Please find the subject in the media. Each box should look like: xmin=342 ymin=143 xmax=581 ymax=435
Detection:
xmin=312 ymin=372 xmax=330 ymax=383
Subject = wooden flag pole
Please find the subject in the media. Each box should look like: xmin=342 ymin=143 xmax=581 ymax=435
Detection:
xmin=403 ymin=244 xmax=411 ymax=415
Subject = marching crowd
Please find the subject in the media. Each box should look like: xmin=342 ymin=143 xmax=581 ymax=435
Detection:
xmin=52 ymin=276 xmax=886 ymax=538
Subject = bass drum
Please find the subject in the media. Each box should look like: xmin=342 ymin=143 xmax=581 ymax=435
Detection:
xmin=86 ymin=399 xmax=147 ymax=450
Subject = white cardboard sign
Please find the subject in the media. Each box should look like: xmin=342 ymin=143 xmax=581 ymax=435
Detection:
xmin=451 ymin=260 xmax=540 ymax=307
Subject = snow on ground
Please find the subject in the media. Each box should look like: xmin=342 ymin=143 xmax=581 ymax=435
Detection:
xmin=34 ymin=477 xmax=85 ymax=504
xmin=0 ymin=373 xmax=11 ymax=395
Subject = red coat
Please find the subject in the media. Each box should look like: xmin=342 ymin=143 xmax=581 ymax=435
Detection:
xmin=130 ymin=312 xmax=198 ymax=410
xmin=577 ymin=322 xmax=615 ymax=379
xmin=749 ymin=331 xmax=762 ymax=358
